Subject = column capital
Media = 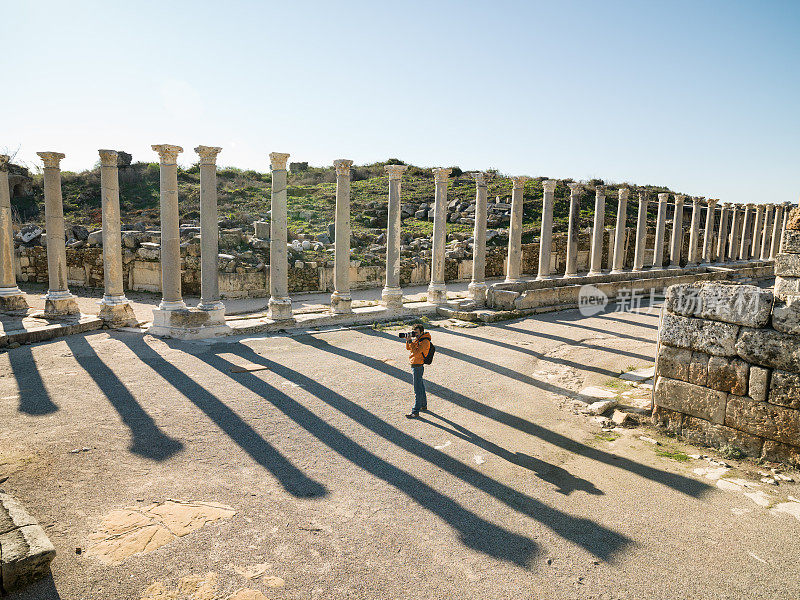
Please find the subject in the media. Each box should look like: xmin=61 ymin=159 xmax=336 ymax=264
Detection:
xmin=0 ymin=155 xmax=8 ymax=171
xmin=638 ymin=191 xmax=648 ymax=202
xmin=333 ymin=159 xmax=353 ymax=177
xmin=195 ymin=145 xmax=222 ymax=165
xmin=151 ymin=144 xmax=183 ymax=165
xmin=512 ymin=176 xmax=530 ymax=190
xmin=432 ymin=167 xmax=452 ymax=183
xmin=269 ymin=152 xmax=290 ymax=171
xmin=471 ymin=171 xmax=487 ymax=186
xmin=754 ymin=203 xmax=765 ymax=211
xmin=384 ymin=164 xmax=408 ymax=179
xmin=618 ymin=187 xmax=629 ymax=200
xmin=595 ymin=185 xmax=605 ymax=195
xmin=98 ymin=149 xmax=118 ymax=167
xmin=567 ymin=182 xmax=581 ymax=195
xmin=745 ymin=203 xmax=756 ymax=209
xmin=658 ymin=192 xmax=669 ymax=202
xmin=692 ymin=196 xmax=702 ymax=205
xmin=706 ymin=198 xmax=719 ymax=207
xmin=543 ymin=179 xmax=557 ymax=193
xmin=37 ymin=152 xmax=66 ymax=168
xmin=674 ymin=194 xmax=685 ymax=204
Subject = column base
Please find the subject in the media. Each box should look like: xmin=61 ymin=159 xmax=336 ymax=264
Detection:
xmin=267 ymin=296 xmax=294 ymax=322
xmin=535 ymin=274 xmax=555 ymax=280
xmin=43 ymin=290 xmax=80 ymax=318
xmin=99 ymin=301 xmax=139 ymax=328
xmin=148 ymin=307 xmax=232 ymax=339
xmin=587 ymin=270 xmax=603 ymax=276
xmin=563 ymin=272 xmax=579 ymax=278
xmin=198 ymin=300 xmax=225 ymax=311
xmin=504 ymin=277 xmax=522 ymax=284
xmin=380 ymin=286 xmax=403 ymax=309
xmin=468 ymin=281 xmax=487 ymax=307
xmin=158 ymin=299 xmax=187 ymax=311
xmin=427 ymin=282 xmax=447 ymax=305
xmin=609 ymin=269 xmax=627 ymax=275
xmin=330 ymin=292 xmax=353 ymax=314
xmin=0 ymin=287 xmax=28 ymax=312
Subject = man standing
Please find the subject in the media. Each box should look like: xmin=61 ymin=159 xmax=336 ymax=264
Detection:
xmin=405 ymin=324 xmax=431 ymax=419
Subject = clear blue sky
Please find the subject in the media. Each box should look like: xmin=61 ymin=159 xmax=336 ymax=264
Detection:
xmin=5 ymin=0 xmax=799 ymax=204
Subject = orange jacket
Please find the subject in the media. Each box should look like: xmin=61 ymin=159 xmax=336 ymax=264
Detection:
xmin=406 ymin=332 xmax=432 ymax=365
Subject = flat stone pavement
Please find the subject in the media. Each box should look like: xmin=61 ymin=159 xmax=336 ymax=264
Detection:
xmin=1 ymin=302 xmax=799 ymax=599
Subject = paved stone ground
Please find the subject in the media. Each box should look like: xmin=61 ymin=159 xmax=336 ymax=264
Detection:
xmin=1 ymin=300 xmax=799 ymax=599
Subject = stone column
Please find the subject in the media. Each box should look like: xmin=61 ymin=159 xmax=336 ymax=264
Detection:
xmin=267 ymin=152 xmax=293 ymax=321
xmin=331 ymin=159 xmax=354 ymax=314
xmin=428 ymin=168 xmax=452 ymax=303
xmin=505 ymin=176 xmax=528 ymax=282
xmin=564 ymin=183 xmax=581 ymax=277
xmin=632 ymin=192 xmax=648 ymax=272
xmin=652 ymin=193 xmax=668 ymax=269
xmin=739 ymin=204 xmax=754 ymax=260
xmin=588 ymin=186 xmax=605 ymax=275
xmin=729 ymin=205 xmax=742 ymax=260
xmin=701 ymin=198 xmax=717 ymax=264
xmin=0 ymin=156 xmax=27 ymax=311
xmin=752 ymin=204 xmax=765 ymax=262
xmin=781 ymin=202 xmax=793 ymax=252
xmin=537 ymin=179 xmax=557 ymax=279
xmin=611 ymin=188 xmax=629 ymax=273
xmin=760 ymin=204 xmax=773 ymax=260
xmin=716 ymin=203 xmax=731 ymax=262
xmin=381 ymin=164 xmax=408 ymax=308
xmin=687 ymin=197 xmax=702 ymax=266
xmin=669 ymin=194 xmax=684 ymax=269
xmin=468 ymin=172 xmax=489 ymax=305
xmin=37 ymin=152 xmax=79 ymax=317
xmin=97 ymin=150 xmax=136 ymax=326
xmin=150 ymin=145 xmax=185 ymax=312
xmin=771 ymin=203 xmax=785 ymax=259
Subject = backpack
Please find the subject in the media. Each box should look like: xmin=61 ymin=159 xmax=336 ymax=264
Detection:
xmin=423 ymin=343 xmax=435 ymax=365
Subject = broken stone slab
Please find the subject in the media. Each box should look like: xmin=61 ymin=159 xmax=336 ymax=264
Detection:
xmin=725 ymin=395 xmax=800 ymax=446
xmin=583 ymin=399 xmax=617 ymax=416
xmin=491 ymin=289 xmax=520 ymax=311
xmin=654 ymin=376 xmax=727 ymax=424
xmin=736 ymin=327 xmax=800 ymax=373
xmin=611 ymin=409 xmax=632 ymax=426
xmin=659 ymin=312 xmax=740 ymax=357
xmin=578 ymin=386 xmax=618 ymax=400
xmin=0 ymin=493 xmax=56 ymax=593
xmin=619 ymin=365 xmax=655 ymax=382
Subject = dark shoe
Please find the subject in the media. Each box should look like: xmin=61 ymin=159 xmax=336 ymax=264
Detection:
xmin=405 ymin=412 xmax=419 ymax=419
xmin=420 ymin=406 xmax=428 ymax=411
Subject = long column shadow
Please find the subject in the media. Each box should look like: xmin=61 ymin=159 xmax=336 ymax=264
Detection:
xmin=312 ymin=330 xmax=710 ymax=498
xmin=544 ymin=318 xmax=654 ymax=345
xmin=119 ymin=336 xmax=327 ymax=499
xmin=8 ymin=345 xmax=58 ymax=415
xmin=195 ymin=344 xmax=632 ymax=565
xmin=419 ymin=411 xmax=603 ymax=496
xmin=203 ymin=344 xmax=630 ymax=561
xmin=64 ymin=336 xmax=183 ymax=461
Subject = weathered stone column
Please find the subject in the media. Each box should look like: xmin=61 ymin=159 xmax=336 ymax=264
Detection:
xmin=0 ymin=156 xmax=27 ymax=311
xmin=781 ymin=202 xmax=793 ymax=251
xmin=771 ymin=203 xmax=785 ymax=259
xmin=506 ymin=176 xmax=529 ymax=282
xmin=97 ymin=150 xmax=137 ymax=326
xmin=469 ymin=172 xmax=489 ymax=305
xmin=428 ymin=168 xmax=452 ymax=303
xmin=564 ymin=183 xmax=581 ymax=277
xmin=760 ymin=204 xmax=774 ymax=260
xmin=537 ymin=180 xmax=557 ymax=279
xmin=37 ymin=152 xmax=79 ymax=317
xmin=669 ymin=194 xmax=684 ymax=269
xmin=739 ymin=204 xmax=754 ymax=260
xmin=701 ymin=198 xmax=717 ymax=264
xmin=381 ymin=164 xmax=407 ymax=308
xmin=729 ymin=205 xmax=742 ymax=260
xmin=632 ymin=192 xmax=648 ymax=272
xmin=611 ymin=188 xmax=629 ymax=273
xmin=267 ymin=152 xmax=293 ymax=321
xmin=652 ymin=193 xmax=668 ymax=269
xmin=588 ymin=186 xmax=605 ymax=275
xmin=687 ymin=197 xmax=702 ymax=266
xmin=331 ymin=159 xmax=354 ymax=314
xmin=752 ymin=204 xmax=765 ymax=262
xmin=716 ymin=203 xmax=731 ymax=262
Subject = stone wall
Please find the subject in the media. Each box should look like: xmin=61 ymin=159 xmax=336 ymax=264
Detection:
xmin=653 ymin=275 xmax=800 ymax=466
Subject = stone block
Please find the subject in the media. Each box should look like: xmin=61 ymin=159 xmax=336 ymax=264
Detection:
xmin=698 ymin=283 xmax=773 ymax=328
xmin=664 ymin=283 xmax=704 ymax=317
xmin=761 ymin=440 xmax=800 ymax=467
xmin=781 ymin=229 xmax=800 ymax=254
xmin=768 ymin=370 xmax=800 ymax=409
xmin=749 ymin=366 xmax=770 ymax=402
xmin=736 ymin=327 xmax=800 ymax=373
xmin=774 ymin=276 xmax=800 ymax=299
xmin=651 ymin=405 xmax=685 ymax=432
xmin=725 ymin=395 xmax=800 ymax=445
xmin=659 ymin=312 xmax=739 ymax=357
xmin=0 ymin=493 xmax=56 ymax=592
xmin=775 ymin=253 xmax=800 ymax=278
xmin=681 ymin=416 xmax=765 ymax=458
xmin=771 ymin=296 xmax=800 ymax=335
xmin=136 ymin=242 xmax=161 ymax=261
xmin=706 ymin=355 xmax=749 ymax=395
xmin=656 ymin=345 xmax=692 ymax=382
xmin=688 ymin=352 xmax=709 ymax=386
xmin=491 ymin=289 xmax=520 ymax=310
xmin=654 ymin=377 xmax=727 ymax=424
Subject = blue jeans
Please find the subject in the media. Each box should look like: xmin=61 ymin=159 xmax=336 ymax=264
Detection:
xmin=412 ymin=364 xmax=427 ymax=412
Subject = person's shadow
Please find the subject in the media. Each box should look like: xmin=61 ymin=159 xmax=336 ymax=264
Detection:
xmin=419 ymin=411 xmax=603 ymax=496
